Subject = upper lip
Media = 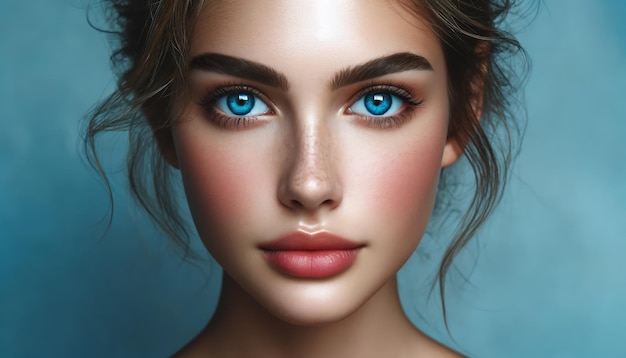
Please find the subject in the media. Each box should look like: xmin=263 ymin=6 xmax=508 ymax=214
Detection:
xmin=259 ymin=231 xmax=363 ymax=251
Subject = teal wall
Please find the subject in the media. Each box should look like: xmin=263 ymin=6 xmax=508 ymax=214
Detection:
xmin=2 ymin=1 xmax=625 ymax=357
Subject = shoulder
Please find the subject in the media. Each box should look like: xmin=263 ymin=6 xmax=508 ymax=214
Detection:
xmin=170 ymin=336 xmax=212 ymax=358
xmin=408 ymin=329 xmax=466 ymax=358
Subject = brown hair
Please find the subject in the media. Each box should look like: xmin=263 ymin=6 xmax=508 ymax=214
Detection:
xmin=85 ymin=0 xmax=529 ymax=325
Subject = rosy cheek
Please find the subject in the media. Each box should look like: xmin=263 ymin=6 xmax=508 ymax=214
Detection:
xmin=362 ymin=137 xmax=444 ymax=232
xmin=177 ymin=141 xmax=262 ymax=236
xmin=395 ymin=147 xmax=440 ymax=212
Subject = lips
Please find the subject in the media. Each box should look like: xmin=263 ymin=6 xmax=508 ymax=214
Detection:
xmin=259 ymin=231 xmax=364 ymax=279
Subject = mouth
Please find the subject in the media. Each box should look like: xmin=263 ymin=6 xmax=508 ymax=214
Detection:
xmin=259 ymin=231 xmax=364 ymax=279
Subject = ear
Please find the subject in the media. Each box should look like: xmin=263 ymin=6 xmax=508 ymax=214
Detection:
xmin=440 ymin=95 xmax=484 ymax=168
xmin=143 ymin=102 xmax=180 ymax=168
xmin=440 ymin=93 xmax=484 ymax=168
xmin=441 ymin=138 xmax=464 ymax=168
xmin=441 ymin=43 xmax=488 ymax=168
xmin=154 ymin=127 xmax=180 ymax=168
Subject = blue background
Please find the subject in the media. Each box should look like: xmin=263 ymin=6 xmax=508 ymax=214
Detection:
xmin=1 ymin=1 xmax=625 ymax=357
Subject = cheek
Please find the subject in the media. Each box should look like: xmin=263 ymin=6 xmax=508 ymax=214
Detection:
xmin=174 ymin=134 xmax=272 ymax=242
xmin=382 ymin=143 xmax=441 ymax=216
xmin=343 ymin=132 xmax=446 ymax=279
xmin=183 ymin=156 xmax=246 ymax=224
xmin=353 ymin=136 xmax=444 ymax=228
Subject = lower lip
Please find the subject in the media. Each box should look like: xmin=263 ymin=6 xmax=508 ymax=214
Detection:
xmin=263 ymin=249 xmax=361 ymax=278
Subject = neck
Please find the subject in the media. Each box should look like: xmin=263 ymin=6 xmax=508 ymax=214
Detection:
xmin=193 ymin=274 xmax=421 ymax=358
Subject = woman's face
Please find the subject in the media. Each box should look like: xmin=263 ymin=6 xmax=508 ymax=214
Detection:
xmin=171 ymin=0 xmax=458 ymax=325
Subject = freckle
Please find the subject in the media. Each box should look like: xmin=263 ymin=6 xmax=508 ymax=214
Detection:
xmin=298 ymin=130 xmax=333 ymax=189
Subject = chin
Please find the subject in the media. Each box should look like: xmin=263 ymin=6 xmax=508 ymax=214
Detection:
xmin=266 ymin=296 xmax=362 ymax=327
xmin=252 ymin=274 xmax=381 ymax=327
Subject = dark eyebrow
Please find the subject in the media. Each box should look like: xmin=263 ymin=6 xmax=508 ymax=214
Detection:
xmin=190 ymin=53 xmax=289 ymax=91
xmin=330 ymin=52 xmax=433 ymax=90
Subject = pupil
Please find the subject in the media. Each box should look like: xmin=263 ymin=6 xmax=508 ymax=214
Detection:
xmin=227 ymin=92 xmax=255 ymax=115
xmin=365 ymin=93 xmax=392 ymax=115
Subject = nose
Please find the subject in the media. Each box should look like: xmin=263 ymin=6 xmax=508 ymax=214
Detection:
xmin=277 ymin=117 xmax=342 ymax=213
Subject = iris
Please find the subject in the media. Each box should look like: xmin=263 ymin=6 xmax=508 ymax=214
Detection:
xmin=364 ymin=93 xmax=392 ymax=115
xmin=227 ymin=92 xmax=255 ymax=116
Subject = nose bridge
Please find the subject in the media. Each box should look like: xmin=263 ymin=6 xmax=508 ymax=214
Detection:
xmin=298 ymin=120 xmax=331 ymax=188
xmin=278 ymin=109 xmax=342 ymax=212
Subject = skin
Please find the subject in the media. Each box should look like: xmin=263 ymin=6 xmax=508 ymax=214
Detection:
xmin=166 ymin=0 xmax=467 ymax=356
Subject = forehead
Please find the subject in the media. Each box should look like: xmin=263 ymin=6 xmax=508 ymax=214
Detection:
xmin=190 ymin=0 xmax=444 ymax=75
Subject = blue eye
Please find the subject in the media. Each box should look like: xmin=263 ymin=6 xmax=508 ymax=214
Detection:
xmin=350 ymin=92 xmax=403 ymax=117
xmin=215 ymin=91 xmax=269 ymax=116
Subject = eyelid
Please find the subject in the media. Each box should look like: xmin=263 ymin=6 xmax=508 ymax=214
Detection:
xmin=346 ymin=83 xmax=423 ymax=111
xmin=196 ymin=81 xmax=424 ymax=130
xmin=198 ymin=84 xmax=273 ymax=112
xmin=344 ymin=83 xmax=424 ymax=129
xmin=197 ymin=83 xmax=275 ymax=129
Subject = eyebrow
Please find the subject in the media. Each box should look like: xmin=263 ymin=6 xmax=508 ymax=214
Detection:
xmin=330 ymin=52 xmax=433 ymax=90
xmin=190 ymin=53 xmax=290 ymax=91
xmin=189 ymin=52 xmax=433 ymax=92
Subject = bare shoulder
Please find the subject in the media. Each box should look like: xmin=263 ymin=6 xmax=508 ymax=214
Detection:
xmin=170 ymin=335 xmax=211 ymax=358
xmin=409 ymin=329 xmax=466 ymax=358
xmin=170 ymin=344 xmax=198 ymax=358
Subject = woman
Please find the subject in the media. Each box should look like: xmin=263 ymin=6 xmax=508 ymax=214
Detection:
xmin=86 ymin=0 xmax=528 ymax=356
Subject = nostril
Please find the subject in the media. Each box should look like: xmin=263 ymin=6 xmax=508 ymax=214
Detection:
xmin=290 ymin=199 xmax=304 ymax=209
xmin=281 ymin=195 xmax=339 ymax=212
xmin=277 ymin=146 xmax=343 ymax=212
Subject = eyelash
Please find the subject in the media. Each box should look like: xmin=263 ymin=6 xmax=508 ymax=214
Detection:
xmin=348 ymin=84 xmax=424 ymax=129
xmin=198 ymin=84 xmax=271 ymax=129
xmin=197 ymin=83 xmax=424 ymax=129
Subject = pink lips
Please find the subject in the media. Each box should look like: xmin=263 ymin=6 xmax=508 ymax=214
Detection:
xmin=259 ymin=231 xmax=364 ymax=279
